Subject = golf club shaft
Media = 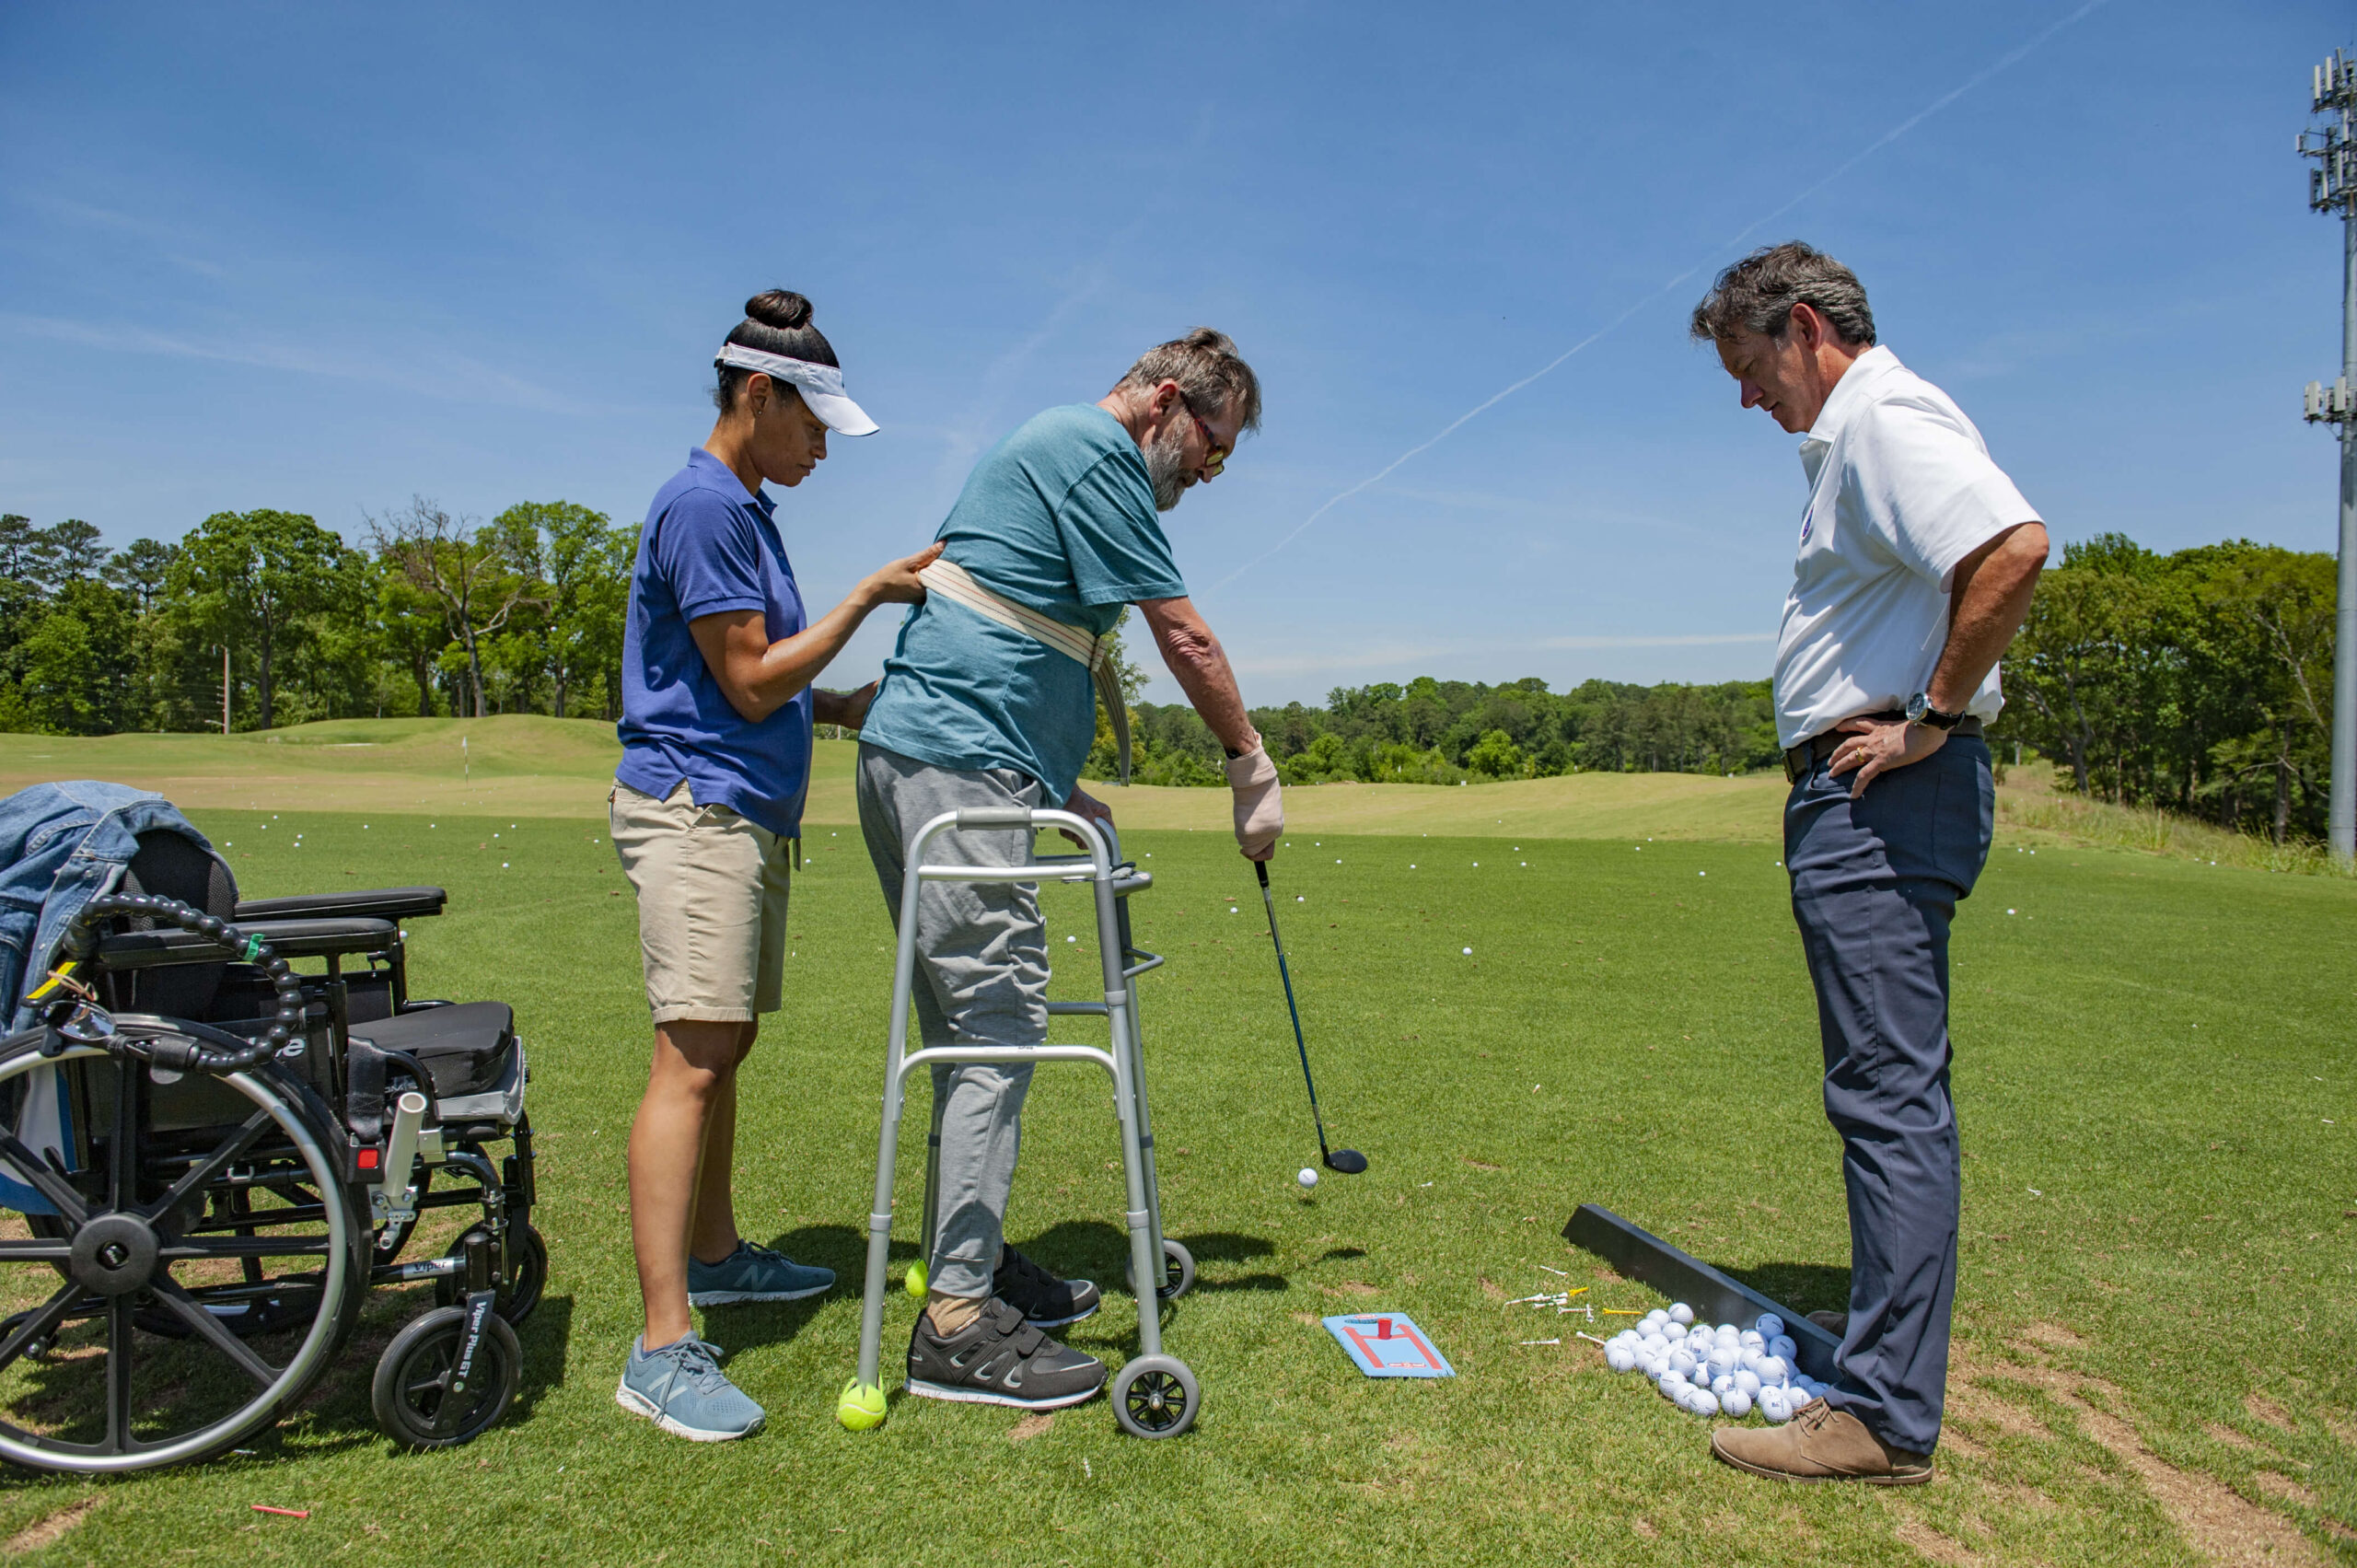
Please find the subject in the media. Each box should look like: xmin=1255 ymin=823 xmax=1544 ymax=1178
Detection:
xmin=1257 ymin=861 xmax=1333 ymax=1160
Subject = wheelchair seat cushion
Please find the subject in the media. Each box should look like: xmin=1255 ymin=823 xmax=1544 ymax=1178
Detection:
xmin=348 ymin=1003 xmax=517 ymax=1100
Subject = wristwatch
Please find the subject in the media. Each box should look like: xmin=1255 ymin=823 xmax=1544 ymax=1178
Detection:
xmin=1905 ymin=691 xmax=1966 ymax=731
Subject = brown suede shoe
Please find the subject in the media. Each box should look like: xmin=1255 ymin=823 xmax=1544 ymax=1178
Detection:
xmin=1711 ymin=1399 xmax=1933 ymax=1485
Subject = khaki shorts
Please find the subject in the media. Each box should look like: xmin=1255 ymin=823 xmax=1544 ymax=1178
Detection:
xmin=610 ymin=781 xmax=790 ymax=1024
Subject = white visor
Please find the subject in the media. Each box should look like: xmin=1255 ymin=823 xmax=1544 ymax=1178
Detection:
xmin=714 ymin=343 xmax=879 ymax=436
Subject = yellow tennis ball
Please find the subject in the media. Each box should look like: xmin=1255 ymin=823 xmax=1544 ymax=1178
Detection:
xmin=904 ymin=1261 xmax=928 ymax=1300
xmin=837 ymin=1379 xmax=888 ymax=1432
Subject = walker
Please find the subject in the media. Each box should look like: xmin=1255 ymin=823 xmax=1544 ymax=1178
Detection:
xmin=837 ymin=807 xmax=1199 ymax=1438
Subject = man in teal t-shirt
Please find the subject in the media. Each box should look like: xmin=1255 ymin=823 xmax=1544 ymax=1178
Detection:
xmin=856 ymin=329 xmax=1285 ymax=1413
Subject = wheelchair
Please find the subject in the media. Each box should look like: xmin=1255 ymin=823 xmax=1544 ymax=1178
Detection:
xmin=0 ymin=830 xmax=540 ymax=1472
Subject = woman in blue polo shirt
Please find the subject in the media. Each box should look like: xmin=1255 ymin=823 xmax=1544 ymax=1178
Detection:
xmin=609 ymin=290 xmax=938 ymax=1442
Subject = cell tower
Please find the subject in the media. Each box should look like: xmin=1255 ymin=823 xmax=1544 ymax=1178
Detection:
xmin=2299 ymin=47 xmax=2357 ymax=865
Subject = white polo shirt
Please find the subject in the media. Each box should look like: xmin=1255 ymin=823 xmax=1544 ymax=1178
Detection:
xmin=1773 ymin=345 xmax=2040 ymax=749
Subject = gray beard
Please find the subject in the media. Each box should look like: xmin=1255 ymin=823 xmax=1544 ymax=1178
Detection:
xmin=1143 ymin=418 xmax=1190 ymax=512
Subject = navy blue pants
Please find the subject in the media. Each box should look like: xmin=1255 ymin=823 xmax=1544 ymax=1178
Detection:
xmin=1784 ymin=735 xmax=1992 ymax=1455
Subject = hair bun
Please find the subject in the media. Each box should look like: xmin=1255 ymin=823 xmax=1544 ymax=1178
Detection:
xmin=744 ymin=290 xmax=814 ymax=331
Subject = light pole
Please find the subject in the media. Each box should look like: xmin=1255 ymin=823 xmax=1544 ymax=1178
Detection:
xmin=2299 ymin=46 xmax=2357 ymax=865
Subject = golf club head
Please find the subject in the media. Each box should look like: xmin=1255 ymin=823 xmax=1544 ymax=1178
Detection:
xmin=1324 ymin=1148 xmax=1369 ymax=1175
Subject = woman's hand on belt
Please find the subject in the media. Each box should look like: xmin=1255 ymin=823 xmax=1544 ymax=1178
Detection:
xmin=858 ymin=542 xmax=945 ymax=607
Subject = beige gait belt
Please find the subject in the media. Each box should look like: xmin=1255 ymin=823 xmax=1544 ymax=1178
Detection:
xmin=916 ymin=558 xmax=1131 ymax=785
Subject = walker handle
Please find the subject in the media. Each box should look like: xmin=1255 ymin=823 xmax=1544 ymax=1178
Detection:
xmin=955 ymin=807 xmax=1036 ymax=829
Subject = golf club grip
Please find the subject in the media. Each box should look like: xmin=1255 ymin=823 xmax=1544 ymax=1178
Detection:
xmin=1256 ymin=861 xmax=1270 ymax=889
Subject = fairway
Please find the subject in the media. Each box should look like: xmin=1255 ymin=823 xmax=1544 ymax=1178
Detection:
xmin=0 ymin=738 xmax=2350 ymax=1563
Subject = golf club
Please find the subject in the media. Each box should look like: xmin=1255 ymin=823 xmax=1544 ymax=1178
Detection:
xmin=1256 ymin=861 xmax=1367 ymax=1175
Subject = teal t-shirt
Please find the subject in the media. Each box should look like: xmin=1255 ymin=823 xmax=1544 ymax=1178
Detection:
xmin=860 ymin=404 xmax=1186 ymax=799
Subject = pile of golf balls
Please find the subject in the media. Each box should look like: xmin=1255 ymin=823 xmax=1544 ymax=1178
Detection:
xmin=1599 ymin=1303 xmax=1829 ymax=1422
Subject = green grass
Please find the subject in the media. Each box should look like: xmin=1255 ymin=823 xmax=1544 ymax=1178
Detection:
xmin=0 ymin=796 xmax=2348 ymax=1566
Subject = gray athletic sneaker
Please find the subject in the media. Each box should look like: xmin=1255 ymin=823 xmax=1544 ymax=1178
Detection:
xmin=905 ymin=1297 xmax=1107 ymax=1410
xmin=616 ymin=1332 xmax=764 ymax=1441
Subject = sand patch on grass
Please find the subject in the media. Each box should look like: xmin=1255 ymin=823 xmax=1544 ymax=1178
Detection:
xmin=2245 ymin=1394 xmax=2294 ymax=1432
xmin=1963 ymin=1356 xmax=2325 ymax=1567
xmin=5 ymin=1498 xmax=100 ymax=1555
xmin=2247 ymin=1472 xmax=2319 ymax=1509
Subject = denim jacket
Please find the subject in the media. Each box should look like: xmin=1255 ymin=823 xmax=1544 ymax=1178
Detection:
xmin=0 ymin=781 xmax=215 ymax=1033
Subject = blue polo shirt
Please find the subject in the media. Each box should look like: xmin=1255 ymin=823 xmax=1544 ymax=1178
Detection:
xmin=859 ymin=404 xmax=1186 ymax=800
xmin=615 ymin=447 xmax=811 ymax=836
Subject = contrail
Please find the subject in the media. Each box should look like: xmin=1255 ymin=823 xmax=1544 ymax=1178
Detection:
xmin=1210 ymin=0 xmax=2113 ymax=591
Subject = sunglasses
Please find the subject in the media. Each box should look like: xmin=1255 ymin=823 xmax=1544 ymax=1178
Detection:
xmin=1180 ymin=398 xmax=1230 ymax=479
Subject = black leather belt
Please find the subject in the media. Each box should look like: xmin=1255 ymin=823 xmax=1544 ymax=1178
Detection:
xmin=1783 ymin=713 xmax=1982 ymax=784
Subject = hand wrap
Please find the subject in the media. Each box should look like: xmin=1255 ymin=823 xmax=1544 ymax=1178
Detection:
xmin=1225 ymin=744 xmax=1283 ymax=859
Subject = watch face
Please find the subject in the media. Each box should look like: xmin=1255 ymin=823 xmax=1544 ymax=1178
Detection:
xmin=1906 ymin=693 xmax=1927 ymax=723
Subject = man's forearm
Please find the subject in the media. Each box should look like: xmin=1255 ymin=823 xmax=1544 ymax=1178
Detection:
xmin=1928 ymin=524 xmax=2049 ymax=712
xmin=1139 ymin=597 xmax=1259 ymax=753
xmin=1165 ymin=642 xmax=1256 ymax=753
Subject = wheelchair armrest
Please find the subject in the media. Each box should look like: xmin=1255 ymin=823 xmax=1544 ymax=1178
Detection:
xmin=99 ymin=917 xmax=401 ymax=970
xmin=234 ymin=886 xmax=447 ymax=923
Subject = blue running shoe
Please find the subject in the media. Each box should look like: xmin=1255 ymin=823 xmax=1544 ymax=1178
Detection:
xmin=687 ymin=1240 xmax=835 ymax=1307
xmin=616 ymin=1332 xmax=763 ymax=1442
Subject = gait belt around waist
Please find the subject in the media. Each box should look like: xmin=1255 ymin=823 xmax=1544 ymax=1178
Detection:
xmin=917 ymin=558 xmax=1132 ymax=785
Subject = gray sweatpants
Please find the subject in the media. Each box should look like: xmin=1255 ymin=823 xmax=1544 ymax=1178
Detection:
xmin=1784 ymin=734 xmax=1993 ymax=1456
xmin=855 ymin=744 xmax=1051 ymax=1301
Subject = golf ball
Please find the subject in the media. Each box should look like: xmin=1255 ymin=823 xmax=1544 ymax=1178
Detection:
xmin=1739 ymin=1329 xmax=1766 ymax=1352
xmin=1770 ymin=1334 xmax=1798 ymax=1362
xmin=1689 ymin=1388 xmax=1721 ymax=1416
xmin=1707 ymin=1348 xmax=1741 ymax=1379
xmin=1756 ymin=1355 xmax=1789 ymax=1386
xmin=1668 ymin=1303 xmax=1695 ymax=1326
xmin=1606 ymin=1343 xmax=1638 ymax=1373
xmin=1735 ymin=1369 xmax=1762 ymax=1398
xmin=1668 ymin=1348 xmax=1699 ymax=1378
xmin=1758 ymin=1387 xmax=1794 ymax=1423
xmin=1297 ymin=1167 xmax=1319 ymax=1189
xmin=1755 ymin=1313 xmax=1786 ymax=1337
xmin=1721 ymin=1388 xmax=1753 ymax=1418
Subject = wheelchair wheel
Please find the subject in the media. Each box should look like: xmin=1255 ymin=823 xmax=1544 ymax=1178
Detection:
xmin=372 ymin=1306 xmax=520 ymax=1449
xmin=0 ymin=1040 xmax=359 ymax=1473
xmin=434 ymin=1223 xmax=546 ymax=1326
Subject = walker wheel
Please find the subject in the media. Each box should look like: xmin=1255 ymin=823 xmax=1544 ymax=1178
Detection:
xmin=1124 ymin=1238 xmax=1195 ymax=1301
xmin=1110 ymin=1354 xmax=1198 ymax=1439
xmin=372 ymin=1306 xmax=522 ymax=1449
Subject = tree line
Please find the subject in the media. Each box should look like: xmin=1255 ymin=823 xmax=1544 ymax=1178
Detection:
xmin=2002 ymin=533 xmax=2339 ymax=844
xmin=5 ymin=505 xmax=2340 ymax=847
xmin=0 ymin=502 xmax=635 ymax=735
xmin=1085 ymin=530 xmax=2342 ymax=850
xmin=1086 ymin=670 xmax=1782 ymax=787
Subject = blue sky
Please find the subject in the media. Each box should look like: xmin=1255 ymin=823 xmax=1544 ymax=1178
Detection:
xmin=0 ymin=2 xmax=2346 ymax=705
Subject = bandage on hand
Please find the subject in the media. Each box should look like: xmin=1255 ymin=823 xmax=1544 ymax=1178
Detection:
xmin=1225 ymin=745 xmax=1282 ymax=860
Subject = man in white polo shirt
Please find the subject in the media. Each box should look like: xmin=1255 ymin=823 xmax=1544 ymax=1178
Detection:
xmin=1689 ymin=243 xmax=2049 ymax=1484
